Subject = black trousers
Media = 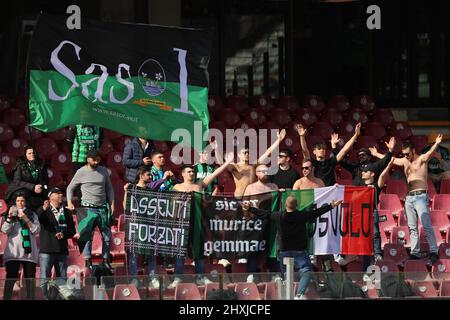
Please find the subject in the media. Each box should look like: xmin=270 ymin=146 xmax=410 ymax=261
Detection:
xmin=3 ymin=260 xmax=36 ymax=300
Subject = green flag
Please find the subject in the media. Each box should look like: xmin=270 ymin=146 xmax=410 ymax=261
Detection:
xmin=0 ymin=164 xmax=7 ymax=184
xmin=28 ymin=14 xmax=211 ymax=149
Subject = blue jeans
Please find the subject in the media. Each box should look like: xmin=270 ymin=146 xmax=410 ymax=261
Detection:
xmin=128 ymin=250 xmax=157 ymax=277
xmin=39 ymin=253 xmax=68 ymax=298
xmin=279 ymin=251 xmax=311 ymax=295
xmin=405 ymin=193 xmax=438 ymax=255
xmin=82 ymin=225 xmax=112 ymax=259
xmin=174 ymin=257 xmax=205 ymax=275
xmin=373 ymin=209 xmax=382 ymax=256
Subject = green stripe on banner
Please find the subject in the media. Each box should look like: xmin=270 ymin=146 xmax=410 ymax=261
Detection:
xmin=192 ymin=192 xmax=203 ymax=259
xmin=267 ymin=191 xmax=281 ymax=258
xmin=280 ymin=189 xmax=315 ymax=255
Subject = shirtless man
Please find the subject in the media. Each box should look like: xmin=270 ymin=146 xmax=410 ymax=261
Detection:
xmin=168 ymin=153 xmax=233 ymax=287
xmin=292 ymin=159 xmax=325 ymax=190
xmin=243 ymin=164 xmax=279 ymax=196
xmin=392 ymin=135 xmax=443 ymax=263
xmin=226 ymin=129 xmax=287 ymax=198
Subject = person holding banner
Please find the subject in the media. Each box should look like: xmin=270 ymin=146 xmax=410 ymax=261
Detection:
xmin=360 ymin=157 xmax=395 ymax=270
xmin=66 ymin=149 xmax=115 ymax=269
xmin=225 ymin=129 xmax=287 ymax=198
xmin=147 ymin=150 xmax=177 ymax=191
xmin=193 ymin=144 xmax=220 ymax=196
xmin=292 ymin=159 xmax=325 ymax=190
xmin=169 ymin=153 xmax=234 ymax=288
xmin=241 ymin=196 xmax=343 ymax=300
xmin=296 ymin=123 xmax=361 ymax=187
xmin=123 ymin=167 xmax=161 ymax=288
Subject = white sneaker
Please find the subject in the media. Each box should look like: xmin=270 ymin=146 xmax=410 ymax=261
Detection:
xmin=218 ymin=259 xmax=231 ymax=267
xmin=168 ymin=277 xmax=182 ymax=289
xmin=151 ymin=277 xmax=160 ymax=289
xmin=246 ymin=274 xmax=255 ymax=283
xmin=294 ymin=294 xmax=306 ymax=300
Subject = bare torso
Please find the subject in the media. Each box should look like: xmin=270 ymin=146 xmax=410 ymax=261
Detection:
xmin=292 ymin=177 xmax=325 ymax=190
xmin=403 ymin=157 xmax=428 ymax=191
xmin=172 ymin=182 xmax=203 ymax=193
xmin=243 ymin=181 xmax=278 ymax=196
xmin=229 ymin=163 xmax=256 ymax=197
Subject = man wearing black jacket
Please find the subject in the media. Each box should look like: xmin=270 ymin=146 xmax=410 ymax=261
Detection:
xmin=241 ymin=196 xmax=343 ymax=300
xmin=36 ymin=187 xmax=76 ymax=299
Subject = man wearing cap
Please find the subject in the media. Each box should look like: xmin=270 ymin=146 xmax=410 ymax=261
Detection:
xmin=339 ymin=137 xmax=395 ymax=186
xmin=66 ymin=149 xmax=115 ymax=268
xmin=37 ymin=187 xmax=77 ymax=299
xmin=296 ymin=123 xmax=361 ymax=187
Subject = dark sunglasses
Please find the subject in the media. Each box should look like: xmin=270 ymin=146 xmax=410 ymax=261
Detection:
xmin=302 ymin=166 xmax=311 ymax=170
xmin=402 ymin=152 xmax=410 ymax=156
xmin=278 ymin=154 xmax=288 ymax=158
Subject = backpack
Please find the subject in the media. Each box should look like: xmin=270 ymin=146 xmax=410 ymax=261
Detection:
xmin=206 ymin=289 xmax=238 ymax=300
xmin=379 ymin=274 xmax=416 ymax=298
xmin=316 ymin=273 xmax=367 ymax=299
xmin=48 ymin=283 xmax=85 ymax=300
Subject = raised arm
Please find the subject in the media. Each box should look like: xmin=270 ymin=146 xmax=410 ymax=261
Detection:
xmin=420 ymin=134 xmax=443 ymax=163
xmin=296 ymin=124 xmax=311 ymax=160
xmin=202 ymin=153 xmax=234 ymax=187
xmin=378 ymin=157 xmax=395 ymax=188
xmin=369 ymin=146 xmax=385 ymax=159
xmin=336 ymin=123 xmax=361 ymax=162
xmin=258 ymin=129 xmax=286 ymax=164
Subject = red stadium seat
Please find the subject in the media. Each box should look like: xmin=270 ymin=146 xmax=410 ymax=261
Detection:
xmin=337 ymin=121 xmax=356 ymax=137
xmin=117 ymin=214 xmax=125 ymax=232
xmin=231 ymin=262 xmax=247 ymax=274
xmin=321 ymin=108 xmax=343 ymax=127
xmin=294 ymin=108 xmax=318 ymax=127
xmin=208 ymin=95 xmax=224 ymax=115
xmin=397 ymin=211 xmax=411 ymax=227
xmin=264 ymin=282 xmax=280 ymax=300
xmin=252 ymin=95 xmax=274 ymax=112
xmin=18 ymin=125 xmax=43 ymax=142
xmin=427 ymin=179 xmax=437 ymax=200
xmin=226 ymin=95 xmax=249 ymax=113
xmin=45 ymin=127 xmax=69 ymax=143
xmin=113 ymin=284 xmax=141 ymax=300
xmin=280 ymin=135 xmax=300 ymax=153
xmin=5 ymin=138 xmax=27 ymax=157
xmin=175 ymin=283 xmax=201 ymax=300
xmin=235 ymin=282 xmax=261 ymax=300
xmin=216 ymin=108 xmax=241 ymax=127
xmin=305 ymin=135 xmax=325 ymax=149
xmin=303 ymin=95 xmax=325 ymax=114
xmin=363 ymin=122 xmax=387 ymax=141
xmin=336 ymin=179 xmax=352 ymax=186
xmin=91 ymin=229 xmax=103 ymax=258
xmin=385 ymin=180 xmax=408 ymax=201
xmin=99 ymin=138 xmax=114 ymax=157
xmin=432 ymin=260 xmax=450 ymax=281
xmin=67 ymin=249 xmax=87 ymax=269
xmin=390 ymin=226 xmax=411 ymax=248
xmin=106 ymin=152 xmax=125 ymax=174
xmin=0 ymin=232 xmax=7 ymax=256
xmin=0 ymin=153 xmax=16 ymax=175
xmin=419 ymin=226 xmax=444 ymax=249
xmin=375 ymin=260 xmax=399 ymax=273
xmin=50 ymin=152 xmax=72 ymax=172
xmin=378 ymin=209 xmax=397 ymax=234
xmin=2 ymin=108 xmax=27 ymax=128
xmin=410 ymin=280 xmax=438 ymax=297
xmin=390 ymin=122 xmax=412 ymax=141
xmin=0 ymin=99 xmax=11 ymax=113
xmin=311 ymin=122 xmax=334 ymax=139
xmin=47 ymin=168 xmax=65 ymax=189
xmin=0 ymin=199 xmax=7 ymax=215
xmin=116 ymin=136 xmax=133 ymax=153
xmin=430 ymin=210 xmax=450 ymax=232
xmin=439 ymin=243 xmax=450 ymax=260
xmin=0 ymin=123 xmax=15 ymax=142
xmin=409 ymin=135 xmax=429 ymax=153
xmin=345 ymin=108 xmax=368 ymax=124
xmin=278 ymin=95 xmax=299 ymax=112
xmin=372 ymin=108 xmax=394 ymax=127
xmin=35 ymin=137 xmax=58 ymax=160
xmin=153 ymin=140 xmax=169 ymax=153
xmin=242 ymin=108 xmax=266 ymax=127
xmin=110 ymin=232 xmax=125 ymax=262
xmin=103 ymin=128 xmax=122 ymax=142
xmin=439 ymin=280 xmax=450 ymax=297
xmin=440 ymin=180 xmax=450 ymax=194
xmin=383 ymin=243 xmax=408 ymax=264
xmin=328 ymin=95 xmax=350 ymax=113
xmin=432 ymin=194 xmax=450 ymax=210
xmin=270 ymin=107 xmax=292 ymax=126
xmin=209 ymin=120 xmax=228 ymax=136
xmin=352 ymin=95 xmax=375 ymax=113
xmin=404 ymin=260 xmax=432 ymax=281
xmin=355 ymin=136 xmax=378 ymax=150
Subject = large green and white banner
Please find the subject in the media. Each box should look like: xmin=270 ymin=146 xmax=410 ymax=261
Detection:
xmin=28 ymin=14 xmax=211 ymax=146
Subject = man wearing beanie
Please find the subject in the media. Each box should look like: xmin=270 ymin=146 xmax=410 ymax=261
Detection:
xmin=37 ymin=187 xmax=76 ymax=299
